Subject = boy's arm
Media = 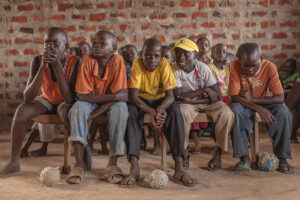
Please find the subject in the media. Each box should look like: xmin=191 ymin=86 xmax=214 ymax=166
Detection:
xmin=231 ymin=93 xmax=277 ymax=125
xmin=128 ymin=88 xmax=156 ymax=117
xmin=67 ymin=58 xmax=82 ymax=101
xmin=89 ymin=102 xmax=114 ymax=120
xmin=76 ymin=89 xmax=128 ymax=104
xmin=24 ymin=55 xmax=45 ymax=103
xmin=46 ymin=47 xmax=74 ymax=103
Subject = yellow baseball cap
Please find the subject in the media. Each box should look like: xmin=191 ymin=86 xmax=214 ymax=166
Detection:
xmin=171 ymin=38 xmax=199 ymax=52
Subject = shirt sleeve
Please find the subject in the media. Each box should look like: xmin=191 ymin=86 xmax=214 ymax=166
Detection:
xmin=199 ymin=63 xmax=217 ymax=87
xmin=160 ymin=58 xmax=178 ymax=90
xmin=128 ymin=58 xmax=142 ymax=89
xmin=75 ymin=56 xmax=94 ymax=94
xmin=171 ymin=64 xmax=182 ymax=88
xmin=109 ymin=55 xmax=127 ymax=93
xmin=228 ymin=61 xmax=241 ymax=96
xmin=268 ymin=63 xmax=284 ymax=95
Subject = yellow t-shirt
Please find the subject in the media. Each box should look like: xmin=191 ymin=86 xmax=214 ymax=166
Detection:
xmin=128 ymin=57 xmax=178 ymax=100
xmin=208 ymin=63 xmax=230 ymax=97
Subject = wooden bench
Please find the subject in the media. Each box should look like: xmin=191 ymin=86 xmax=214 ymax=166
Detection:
xmin=32 ymin=113 xmax=262 ymax=173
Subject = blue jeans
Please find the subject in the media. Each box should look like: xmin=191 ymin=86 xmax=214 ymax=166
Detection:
xmin=230 ymin=103 xmax=292 ymax=159
xmin=68 ymin=101 xmax=129 ymax=156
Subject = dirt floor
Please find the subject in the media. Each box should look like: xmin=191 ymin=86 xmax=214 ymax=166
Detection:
xmin=0 ymin=115 xmax=300 ymax=200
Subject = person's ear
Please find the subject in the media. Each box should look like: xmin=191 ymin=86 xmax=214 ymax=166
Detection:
xmin=113 ymin=45 xmax=117 ymax=52
xmin=65 ymin=43 xmax=69 ymax=52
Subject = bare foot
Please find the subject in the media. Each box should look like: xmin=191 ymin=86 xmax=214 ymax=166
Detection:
xmin=0 ymin=161 xmax=21 ymax=175
xmin=121 ymin=157 xmax=140 ymax=185
xmin=173 ymin=170 xmax=196 ymax=187
xmin=83 ymin=146 xmax=92 ymax=171
xmin=192 ymin=143 xmax=201 ymax=154
xmin=30 ymin=147 xmax=47 ymax=157
xmin=20 ymin=149 xmax=29 ymax=158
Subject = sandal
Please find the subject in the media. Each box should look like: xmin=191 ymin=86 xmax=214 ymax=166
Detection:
xmin=235 ymin=160 xmax=251 ymax=171
xmin=170 ymin=171 xmax=197 ymax=187
xmin=278 ymin=163 xmax=295 ymax=174
xmin=207 ymin=157 xmax=222 ymax=172
xmin=66 ymin=167 xmax=84 ymax=184
xmin=104 ymin=166 xmax=125 ymax=184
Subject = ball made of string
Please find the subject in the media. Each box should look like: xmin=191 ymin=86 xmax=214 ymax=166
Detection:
xmin=143 ymin=169 xmax=168 ymax=189
xmin=40 ymin=167 xmax=60 ymax=186
xmin=258 ymin=152 xmax=279 ymax=172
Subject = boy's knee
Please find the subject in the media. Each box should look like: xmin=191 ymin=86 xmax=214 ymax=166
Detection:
xmin=14 ymin=103 xmax=35 ymax=122
xmin=69 ymin=101 xmax=91 ymax=118
xmin=57 ymin=102 xmax=72 ymax=122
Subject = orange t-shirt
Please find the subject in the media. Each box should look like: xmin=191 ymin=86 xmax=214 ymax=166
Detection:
xmin=76 ymin=54 xmax=127 ymax=95
xmin=228 ymin=59 xmax=283 ymax=98
xmin=41 ymin=53 xmax=78 ymax=105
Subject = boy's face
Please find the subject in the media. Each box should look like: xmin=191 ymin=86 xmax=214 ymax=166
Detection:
xmin=44 ymin=31 xmax=68 ymax=56
xmin=162 ymin=49 xmax=173 ymax=64
xmin=212 ymin=45 xmax=227 ymax=63
xmin=76 ymin=44 xmax=90 ymax=57
xmin=142 ymin=45 xmax=162 ymax=72
xmin=197 ymin=39 xmax=210 ymax=55
xmin=175 ymin=47 xmax=196 ymax=71
xmin=239 ymin=51 xmax=261 ymax=77
xmin=91 ymin=33 xmax=116 ymax=59
xmin=124 ymin=46 xmax=138 ymax=65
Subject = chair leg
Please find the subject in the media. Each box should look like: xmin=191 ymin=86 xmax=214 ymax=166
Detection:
xmin=250 ymin=120 xmax=259 ymax=169
xmin=62 ymin=128 xmax=71 ymax=174
xmin=160 ymin=131 xmax=167 ymax=171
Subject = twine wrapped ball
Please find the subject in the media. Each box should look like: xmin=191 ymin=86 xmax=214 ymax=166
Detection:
xmin=258 ymin=152 xmax=279 ymax=172
xmin=40 ymin=167 xmax=60 ymax=186
xmin=143 ymin=169 xmax=168 ymax=189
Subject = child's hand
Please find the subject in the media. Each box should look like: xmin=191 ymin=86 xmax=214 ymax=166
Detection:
xmin=203 ymin=88 xmax=219 ymax=103
xmin=239 ymin=90 xmax=252 ymax=102
xmin=176 ymin=96 xmax=195 ymax=104
xmin=76 ymin=93 xmax=88 ymax=101
xmin=257 ymin=107 xmax=276 ymax=125
xmin=43 ymin=46 xmax=60 ymax=65
xmin=156 ymin=106 xmax=167 ymax=125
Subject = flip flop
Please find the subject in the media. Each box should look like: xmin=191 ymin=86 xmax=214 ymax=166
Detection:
xmin=170 ymin=171 xmax=198 ymax=187
xmin=235 ymin=161 xmax=251 ymax=171
xmin=120 ymin=174 xmax=138 ymax=187
xmin=66 ymin=167 xmax=84 ymax=184
xmin=278 ymin=163 xmax=295 ymax=174
xmin=104 ymin=166 xmax=125 ymax=184
xmin=207 ymin=157 xmax=222 ymax=172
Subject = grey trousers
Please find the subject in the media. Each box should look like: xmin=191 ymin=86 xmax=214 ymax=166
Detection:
xmin=230 ymin=103 xmax=292 ymax=159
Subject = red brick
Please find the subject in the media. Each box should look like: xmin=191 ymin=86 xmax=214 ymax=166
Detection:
xmin=252 ymin=33 xmax=266 ymax=39
xmin=23 ymin=49 xmax=39 ymax=55
xmin=149 ymin=13 xmax=167 ymax=19
xmin=15 ymin=92 xmax=24 ymax=100
xmin=232 ymin=34 xmax=240 ymax=40
xmin=245 ymin=22 xmax=256 ymax=28
xmin=152 ymin=35 xmax=166 ymax=43
xmin=20 ymin=27 xmax=34 ymax=34
xmin=293 ymin=53 xmax=300 ymax=59
xmin=97 ymin=2 xmax=114 ymax=8
xmin=272 ymin=32 xmax=287 ymax=39
xmin=19 ymin=71 xmax=29 ymax=78
xmin=39 ymin=26 xmax=50 ymax=33
xmin=192 ymin=12 xmax=207 ymax=19
xmin=160 ymin=24 xmax=175 ymax=29
xmin=201 ymin=22 xmax=216 ymax=28
xmin=233 ymin=12 xmax=240 ymax=18
xmin=209 ymin=1 xmax=215 ymax=8
xmin=198 ymin=1 xmax=206 ymax=9
xmin=226 ymin=45 xmax=235 ymax=50
xmin=32 ymin=15 xmax=43 ymax=22
xmin=8 ymin=103 xmax=19 ymax=109
xmin=33 ymin=38 xmax=43 ymax=44
xmin=260 ymin=21 xmax=268 ymax=29
xmin=111 ymin=13 xmax=126 ymax=18
xmin=226 ymin=21 xmax=235 ymax=29
xmin=117 ymin=36 xmax=125 ymax=42
xmin=282 ymin=44 xmax=296 ymax=50
xmin=180 ymin=23 xmax=196 ymax=30
xmin=252 ymin=11 xmax=267 ymax=17
xmin=18 ymin=4 xmax=34 ymax=11
xmin=58 ymin=3 xmax=72 ymax=11
xmin=51 ymin=15 xmax=65 ymax=20
xmin=180 ymin=0 xmax=195 ymax=7
xmin=15 ymin=38 xmax=30 ymax=44
xmin=170 ymin=1 xmax=175 ymax=7
xmin=5 ymin=49 xmax=19 ymax=56
xmin=280 ymin=21 xmax=297 ymax=27
xmin=71 ymin=37 xmax=86 ymax=42
xmin=75 ymin=3 xmax=92 ymax=9
xmin=293 ymin=32 xmax=300 ymax=38
xmin=278 ymin=0 xmax=291 ymax=6
xmin=98 ymin=25 xmax=114 ymax=31
xmin=89 ymin=13 xmax=106 ymax=21
xmin=291 ymin=9 xmax=300 ymax=16
xmin=212 ymin=33 xmax=226 ymax=39
xmin=261 ymin=45 xmax=277 ymax=50
xmin=72 ymin=15 xmax=85 ymax=20
xmin=172 ymin=13 xmax=186 ymax=18
xmin=2 ymin=72 xmax=13 ymax=78
xmin=14 ymin=61 xmax=29 ymax=67
xmin=143 ymin=1 xmax=155 ymax=7
xmin=11 ymin=16 xmax=27 ymax=23
xmin=0 ymin=39 xmax=12 ymax=45
xmin=273 ymin=53 xmax=287 ymax=59
xmin=79 ymin=25 xmax=96 ymax=32
xmin=119 ymin=24 xmax=127 ymax=32
xmin=227 ymin=1 xmax=235 ymax=7
xmin=0 ymin=94 xmax=3 ymax=99
xmin=62 ymin=26 xmax=76 ymax=32
xmin=258 ymin=0 xmax=268 ymax=6
xmin=118 ymin=1 xmax=132 ymax=9
xmin=0 ymin=62 xmax=8 ymax=68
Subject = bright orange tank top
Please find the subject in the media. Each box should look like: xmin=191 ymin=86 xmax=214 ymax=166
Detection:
xmin=41 ymin=53 xmax=78 ymax=105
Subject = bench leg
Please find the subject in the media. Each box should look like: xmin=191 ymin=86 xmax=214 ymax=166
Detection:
xmin=250 ymin=120 xmax=259 ymax=169
xmin=62 ymin=128 xmax=71 ymax=174
xmin=160 ymin=132 xmax=167 ymax=171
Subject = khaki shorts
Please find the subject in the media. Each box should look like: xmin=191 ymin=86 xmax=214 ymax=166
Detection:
xmin=35 ymin=96 xmax=56 ymax=113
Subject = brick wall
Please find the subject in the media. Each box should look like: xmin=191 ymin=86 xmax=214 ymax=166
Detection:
xmin=0 ymin=0 xmax=300 ymax=115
